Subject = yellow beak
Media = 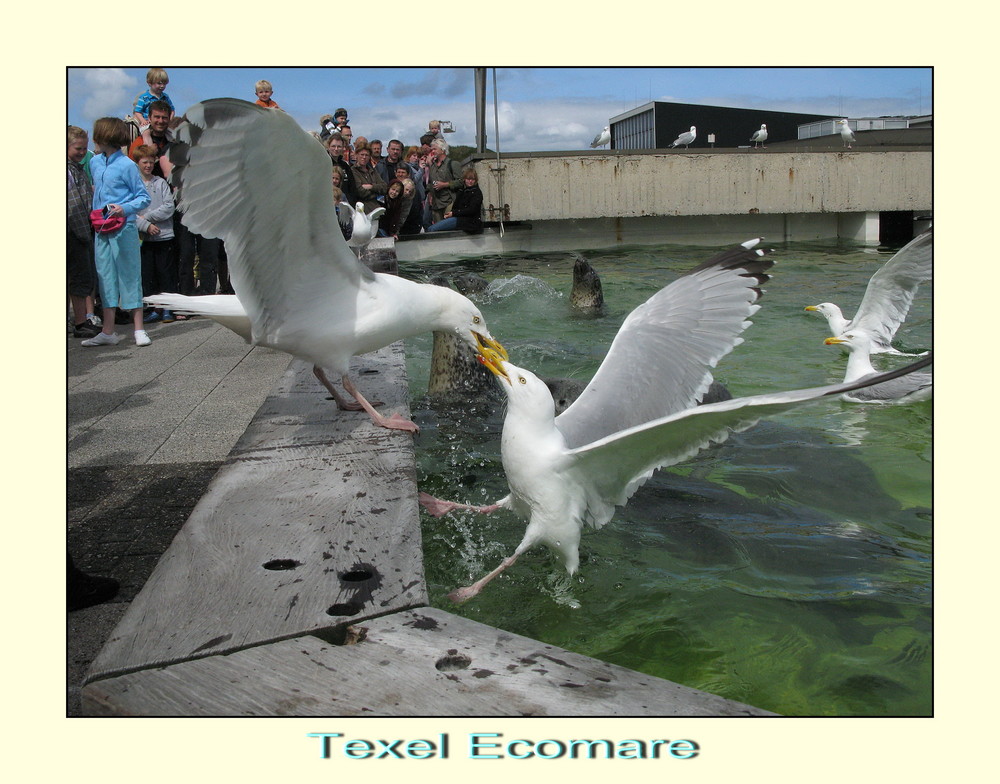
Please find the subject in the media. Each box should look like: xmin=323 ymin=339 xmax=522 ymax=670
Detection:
xmin=805 ymin=305 xmax=818 ymax=312
xmin=825 ymin=337 xmax=845 ymax=345
xmin=477 ymin=343 xmax=510 ymax=383
xmin=474 ymin=332 xmax=508 ymax=362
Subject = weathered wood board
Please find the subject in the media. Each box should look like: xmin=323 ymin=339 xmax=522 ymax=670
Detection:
xmin=86 ymin=345 xmax=426 ymax=683
xmin=82 ymin=607 xmax=776 ymax=716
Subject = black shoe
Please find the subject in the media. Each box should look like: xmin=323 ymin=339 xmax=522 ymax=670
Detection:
xmin=68 ymin=573 xmax=120 ymax=611
xmin=73 ymin=322 xmax=102 ymax=338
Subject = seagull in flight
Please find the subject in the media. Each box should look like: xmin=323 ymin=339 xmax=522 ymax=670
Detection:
xmin=805 ymin=229 xmax=932 ymax=355
xmin=421 ymin=239 xmax=931 ymax=601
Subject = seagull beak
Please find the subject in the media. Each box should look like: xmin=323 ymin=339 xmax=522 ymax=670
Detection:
xmin=477 ymin=344 xmax=510 ymax=383
xmin=825 ymin=337 xmax=845 ymax=345
xmin=804 ymin=305 xmax=818 ymax=312
xmin=474 ymin=332 xmax=508 ymax=362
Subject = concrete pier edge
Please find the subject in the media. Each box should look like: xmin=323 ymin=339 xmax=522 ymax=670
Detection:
xmin=75 ymin=334 xmax=775 ymax=717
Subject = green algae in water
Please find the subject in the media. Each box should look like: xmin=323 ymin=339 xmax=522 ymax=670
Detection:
xmin=403 ymin=241 xmax=932 ymax=717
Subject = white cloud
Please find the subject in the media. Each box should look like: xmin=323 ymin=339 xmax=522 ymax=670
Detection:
xmin=68 ymin=68 xmax=141 ymax=127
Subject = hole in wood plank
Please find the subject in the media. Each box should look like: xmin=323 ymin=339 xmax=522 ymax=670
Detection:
xmin=339 ymin=568 xmax=374 ymax=582
xmin=327 ymin=602 xmax=363 ymax=617
xmin=262 ymin=559 xmax=302 ymax=571
xmin=435 ymin=653 xmax=472 ymax=671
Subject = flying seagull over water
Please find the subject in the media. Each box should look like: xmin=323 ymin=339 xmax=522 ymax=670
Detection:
xmin=421 ymin=241 xmax=931 ymax=601
xmin=166 ymin=98 xmax=505 ymax=432
xmin=750 ymin=124 xmax=767 ymax=148
xmin=838 ymin=119 xmax=855 ymax=149
xmin=824 ymin=332 xmax=932 ymax=403
xmin=590 ymin=126 xmax=611 ymax=149
xmin=670 ymin=126 xmax=697 ymax=149
xmin=805 ymin=229 xmax=932 ymax=356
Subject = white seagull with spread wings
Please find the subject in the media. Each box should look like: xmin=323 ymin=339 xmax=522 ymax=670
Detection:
xmin=420 ymin=240 xmax=932 ymax=601
xmin=165 ymin=98 xmax=505 ymax=432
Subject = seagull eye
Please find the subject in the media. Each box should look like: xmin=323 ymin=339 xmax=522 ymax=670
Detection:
xmin=518 ymin=376 xmax=527 ymax=385
xmin=473 ymin=316 xmax=481 ymax=324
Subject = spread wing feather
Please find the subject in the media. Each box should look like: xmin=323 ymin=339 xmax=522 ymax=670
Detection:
xmin=169 ymin=98 xmax=372 ymax=350
xmin=555 ymin=241 xmax=773 ymax=449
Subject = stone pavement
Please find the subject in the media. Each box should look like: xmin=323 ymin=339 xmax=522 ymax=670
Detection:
xmin=66 ymin=316 xmax=292 ymax=716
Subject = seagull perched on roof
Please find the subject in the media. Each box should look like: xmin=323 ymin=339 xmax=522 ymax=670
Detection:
xmin=670 ymin=125 xmax=697 ymax=149
xmin=824 ymin=333 xmax=932 ymax=403
xmin=590 ymin=125 xmax=611 ymax=149
xmin=165 ymin=98 xmax=505 ymax=433
xmin=420 ymin=240 xmax=932 ymax=601
xmin=805 ymin=229 xmax=932 ymax=356
xmin=750 ymin=124 xmax=768 ymax=148
xmin=838 ymin=118 xmax=855 ymax=149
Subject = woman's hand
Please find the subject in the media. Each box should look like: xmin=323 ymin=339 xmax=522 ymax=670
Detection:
xmin=147 ymin=224 xmax=161 ymax=237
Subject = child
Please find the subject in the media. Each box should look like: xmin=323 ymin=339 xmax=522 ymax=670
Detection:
xmin=254 ymin=79 xmax=281 ymax=109
xmin=131 ymin=145 xmax=177 ymax=323
xmin=81 ymin=117 xmax=152 ymax=347
xmin=133 ymin=68 xmax=175 ymax=127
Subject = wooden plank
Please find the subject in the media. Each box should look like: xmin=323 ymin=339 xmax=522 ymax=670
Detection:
xmin=86 ymin=344 xmax=426 ymax=683
xmin=82 ymin=607 xmax=775 ymax=716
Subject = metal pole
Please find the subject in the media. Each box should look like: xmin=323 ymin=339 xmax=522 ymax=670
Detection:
xmin=474 ymin=68 xmax=487 ymax=153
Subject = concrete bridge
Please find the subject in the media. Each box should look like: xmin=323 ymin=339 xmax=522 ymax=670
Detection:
xmin=469 ymin=148 xmax=931 ymax=248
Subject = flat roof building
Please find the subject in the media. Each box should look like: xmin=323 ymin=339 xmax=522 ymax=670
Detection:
xmin=609 ymin=101 xmax=830 ymax=150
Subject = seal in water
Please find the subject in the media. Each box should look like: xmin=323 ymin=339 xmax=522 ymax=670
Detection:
xmin=427 ymin=279 xmax=500 ymax=400
xmin=570 ymin=253 xmax=604 ymax=311
xmin=454 ymin=272 xmax=489 ymax=296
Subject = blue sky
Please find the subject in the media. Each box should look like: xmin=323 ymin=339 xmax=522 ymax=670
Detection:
xmin=68 ymin=67 xmax=931 ymax=152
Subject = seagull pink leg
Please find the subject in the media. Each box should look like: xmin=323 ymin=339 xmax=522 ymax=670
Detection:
xmin=341 ymin=374 xmax=419 ymax=433
xmin=313 ymin=366 xmax=375 ymax=411
xmin=418 ymin=492 xmax=501 ymax=518
xmin=448 ymin=554 xmax=520 ymax=603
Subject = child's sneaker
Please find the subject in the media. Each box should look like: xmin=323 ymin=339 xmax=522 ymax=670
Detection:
xmin=81 ymin=331 xmax=121 ymax=347
xmin=134 ymin=330 xmax=151 ymax=347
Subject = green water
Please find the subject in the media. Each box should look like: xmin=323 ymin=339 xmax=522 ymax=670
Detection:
xmin=400 ymin=240 xmax=932 ymax=717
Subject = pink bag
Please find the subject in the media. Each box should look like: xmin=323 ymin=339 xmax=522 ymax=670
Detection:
xmin=90 ymin=208 xmax=125 ymax=234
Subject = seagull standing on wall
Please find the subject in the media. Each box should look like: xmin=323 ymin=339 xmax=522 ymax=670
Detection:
xmin=750 ymin=124 xmax=767 ymax=148
xmin=590 ymin=126 xmax=611 ymax=149
xmin=670 ymin=126 xmax=697 ymax=149
xmin=164 ymin=98 xmax=506 ymax=433
xmin=838 ymin=118 xmax=855 ymax=149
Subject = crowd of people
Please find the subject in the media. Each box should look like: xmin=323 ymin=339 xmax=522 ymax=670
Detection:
xmin=67 ymin=69 xmax=485 ymax=353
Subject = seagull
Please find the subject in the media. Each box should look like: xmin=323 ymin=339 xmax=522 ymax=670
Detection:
xmin=339 ymin=201 xmax=386 ymax=249
xmin=670 ymin=125 xmax=697 ymax=149
xmin=750 ymin=124 xmax=768 ymax=148
xmin=423 ymin=339 xmax=931 ymax=602
xmin=805 ymin=229 xmax=932 ymax=355
xmin=166 ymin=98 xmax=505 ymax=432
xmin=824 ymin=333 xmax=932 ymax=403
xmin=837 ymin=118 xmax=855 ymax=149
xmin=590 ymin=125 xmax=611 ymax=149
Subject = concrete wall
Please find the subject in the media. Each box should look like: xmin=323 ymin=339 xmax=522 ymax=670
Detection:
xmin=474 ymin=151 xmax=931 ymax=223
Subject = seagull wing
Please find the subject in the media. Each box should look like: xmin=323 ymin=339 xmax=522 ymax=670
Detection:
xmin=169 ymin=98 xmax=373 ymax=348
xmin=568 ymin=354 xmax=933 ymax=525
xmin=143 ymin=293 xmax=252 ymax=341
xmin=843 ymin=371 xmax=932 ymax=402
xmin=849 ymin=229 xmax=932 ymax=349
xmin=555 ymin=241 xmax=773 ymax=449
